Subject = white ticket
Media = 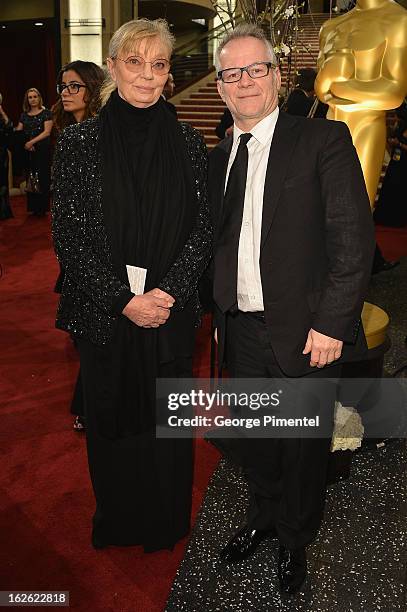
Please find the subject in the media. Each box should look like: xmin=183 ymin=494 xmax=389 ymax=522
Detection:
xmin=126 ymin=265 xmax=147 ymax=295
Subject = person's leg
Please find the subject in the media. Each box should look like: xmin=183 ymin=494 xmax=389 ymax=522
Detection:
xmin=71 ymin=369 xmax=86 ymax=431
xmin=247 ymin=365 xmax=339 ymax=549
xmin=222 ymin=310 xmax=277 ymax=477
xmin=372 ymin=244 xmax=399 ymax=274
xmin=219 ymin=312 xmax=282 ymax=562
xmin=221 ymin=312 xmax=338 ymax=594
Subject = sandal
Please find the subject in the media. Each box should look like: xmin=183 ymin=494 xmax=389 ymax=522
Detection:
xmin=73 ymin=415 xmax=86 ymax=432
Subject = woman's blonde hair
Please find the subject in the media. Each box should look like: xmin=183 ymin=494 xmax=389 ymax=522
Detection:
xmin=23 ymin=88 xmax=44 ymax=112
xmin=100 ymin=18 xmax=175 ymax=107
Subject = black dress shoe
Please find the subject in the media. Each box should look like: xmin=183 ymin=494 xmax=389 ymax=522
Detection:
xmin=278 ymin=545 xmax=307 ymax=595
xmin=73 ymin=415 xmax=86 ymax=432
xmin=220 ymin=524 xmax=276 ymax=563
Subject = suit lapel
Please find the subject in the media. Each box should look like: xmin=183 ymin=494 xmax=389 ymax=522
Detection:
xmin=261 ymin=111 xmax=300 ymax=247
xmin=209 ymin=136 xmax=233 ymax=239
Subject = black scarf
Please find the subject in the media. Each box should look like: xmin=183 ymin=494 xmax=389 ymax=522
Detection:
xmin=100 ymin=90 xmax=196 ymax=289
xmin=98 ymin=90 xmax=198 ymax=437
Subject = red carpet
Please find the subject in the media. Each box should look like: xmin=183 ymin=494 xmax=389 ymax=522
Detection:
xmin=1 ymin=197 xmax=405 ymax=611
xmin=375 ymin=224 xmax=407 ymax=261
xmin=0 ymin=197 xmax=219 ymax=612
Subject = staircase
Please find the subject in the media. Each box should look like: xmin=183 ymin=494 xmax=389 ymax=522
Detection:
xmin=176 ymin=80 xmax=223 ymax=149
xmin=279 ymin=13 xmax=328 ymax=89
xmin=172 ymin=53 xmax=213 ymax=90
xmin=174 ymin=13 xmax=333 ymax=149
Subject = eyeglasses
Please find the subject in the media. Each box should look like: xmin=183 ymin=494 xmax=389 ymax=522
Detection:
xmin=115 ymin=56 xmax=171 ymax=75
xmin=217 ymin=62 xmax=277 ymax=83
xmin=57 ymin=82 xmax=87 ymax=95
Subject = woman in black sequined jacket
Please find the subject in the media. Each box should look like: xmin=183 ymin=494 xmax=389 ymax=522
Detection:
xmin=52 ymin=113 xmax=210 ymax=344
xmin=51 ymin=18 xmax=212 ymax=553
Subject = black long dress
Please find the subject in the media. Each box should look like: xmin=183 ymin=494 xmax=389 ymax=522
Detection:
xmin=78 ymin=334 xmax=195 ymax=551
xmin=373 ymin=122 xmax=407 ymax=228
xmin=0 ymin=117 xmax=13 ymax=219
xmin=20 ymin=109 xmax=52 ymax=215
xmin=51 ymin=93 xmax=212 ymax=552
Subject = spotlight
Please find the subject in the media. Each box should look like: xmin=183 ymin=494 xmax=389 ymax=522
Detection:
xmin=34 ymin=22 xmax=44 ymax=26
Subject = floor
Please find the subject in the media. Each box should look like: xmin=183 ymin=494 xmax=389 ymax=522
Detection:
xmin=166 ymin=260 xmax=407 ymax=612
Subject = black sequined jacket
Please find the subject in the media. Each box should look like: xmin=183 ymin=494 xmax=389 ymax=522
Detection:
xmin=51 ymin=117 xmax=212 ymax=345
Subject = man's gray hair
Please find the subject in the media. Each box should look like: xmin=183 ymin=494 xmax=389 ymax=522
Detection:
xmin=215 ymin=23 xmax=277 ymax=73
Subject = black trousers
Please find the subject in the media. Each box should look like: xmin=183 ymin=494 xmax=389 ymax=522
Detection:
xmin=224 ymin=311 xmax=340 ymax=550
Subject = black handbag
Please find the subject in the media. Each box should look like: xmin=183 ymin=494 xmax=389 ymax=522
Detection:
xmin=25 ymin=169 xmax=41 ymax=194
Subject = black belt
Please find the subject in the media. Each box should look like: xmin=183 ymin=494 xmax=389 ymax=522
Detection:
xmin=227 ymin=308 xmax=265 ymax=322
xmin=245 ymin=310 xmax=265 ymax=322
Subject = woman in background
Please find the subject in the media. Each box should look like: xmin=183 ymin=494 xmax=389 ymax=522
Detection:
xmin=52 ymin=60 xmax=105 ymax=131
xmin=16 ymin=88 xmax=52 ymax=216
xmin=52 ymin=60 xmax=105 ymax=431
xmin=0 ymin=97 xmax=13 ymax=219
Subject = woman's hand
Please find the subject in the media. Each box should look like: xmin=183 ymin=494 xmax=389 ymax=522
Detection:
xmin=122 ymin=288 xmax=175 ymax=328
xmin=24 ymin=140 xmax=35 ymax=151
xmin=0 ymin=105 xmax=8 ymax=122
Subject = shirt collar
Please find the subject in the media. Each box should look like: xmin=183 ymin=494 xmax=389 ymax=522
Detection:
xmin=232 ymin=106 xmax=279 ymax=150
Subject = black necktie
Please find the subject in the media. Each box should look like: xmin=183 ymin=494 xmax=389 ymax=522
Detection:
xmin=213 ymin=132 xmax=253 ymax=314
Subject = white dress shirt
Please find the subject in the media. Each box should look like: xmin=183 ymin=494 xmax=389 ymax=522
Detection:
xmin=225 ymin=107 xmax=279 ymax=312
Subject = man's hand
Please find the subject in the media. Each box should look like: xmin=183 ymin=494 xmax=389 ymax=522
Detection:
xmin=302 ymin=328 xmax=343 ymax=368
xmin=122 ymin=288 xmax=174 ymax=328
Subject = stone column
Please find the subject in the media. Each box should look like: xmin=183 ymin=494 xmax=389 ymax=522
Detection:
xmin=61 ymin=0 xmax=103 ymax=65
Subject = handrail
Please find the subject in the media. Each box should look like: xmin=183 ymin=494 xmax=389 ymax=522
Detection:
xmin=169 ymin=12 xmax=325 ymax=95
xmin=172 ymin=16 xmax=243 ymax=60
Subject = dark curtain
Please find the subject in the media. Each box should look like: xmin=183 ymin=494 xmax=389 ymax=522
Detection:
xmin=0 ymin=24 xmax=57 ymax=178
xmin=0 ymin=26 xmax=57 ymax=127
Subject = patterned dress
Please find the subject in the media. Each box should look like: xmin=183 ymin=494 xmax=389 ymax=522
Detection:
xmin=20 ymin=108 xmax=52 ymax=215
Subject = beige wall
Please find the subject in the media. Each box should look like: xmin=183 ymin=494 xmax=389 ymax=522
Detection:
xmin=0 ymin=0 xmax=54 ymax=20
xmin=174 ymin=26 xmax=205 ymax=49
xmin=120 ymin=0 xmax=134 ymax=22
xmin=60 ymin=0 xmax=70 ymax=66
xmin=60 ymin=0 xmax=136 ymax=65
xmin=101 ymin=0 xmax=134 ymax=60
xmin=102 ymin=0 xmax=119 ymax=61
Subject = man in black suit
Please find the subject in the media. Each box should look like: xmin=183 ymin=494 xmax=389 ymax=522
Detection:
xmin=209 ymin=23 xmax=375 ymax=594
xmin=284 ymin=68 xmax=328 ymax=118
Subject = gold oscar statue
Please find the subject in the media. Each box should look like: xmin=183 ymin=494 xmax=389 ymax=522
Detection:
xmin=315 ymin=0 xmax=407 ymax=206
